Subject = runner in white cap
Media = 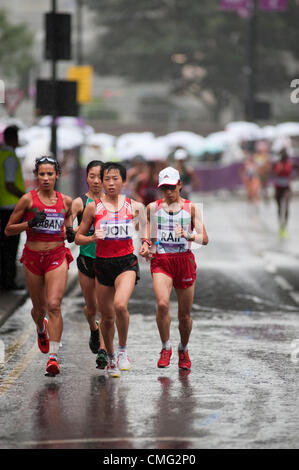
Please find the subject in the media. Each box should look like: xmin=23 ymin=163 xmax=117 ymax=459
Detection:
xmin=146 ymin=166 xmax=208 ymax=370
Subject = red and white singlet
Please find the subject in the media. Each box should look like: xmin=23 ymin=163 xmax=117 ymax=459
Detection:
xmin=24 ymin=189 xmax=66 ymax=243
xmin=94 ymin=197 xmax=134 ymax=258
xmin=153 ymin=199 xmax=193 ymax=254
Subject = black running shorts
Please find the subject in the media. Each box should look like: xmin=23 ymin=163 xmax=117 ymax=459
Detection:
xmin=95 ymin=253 xmax=140 ymax=287
xmin=77 ymin=254 xmax=96 ymax=279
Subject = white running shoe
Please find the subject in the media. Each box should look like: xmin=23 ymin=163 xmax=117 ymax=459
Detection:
xmin=117 ymin=350 xmax=131 ymax=371
xmin=106 ymin=359 xmax=121 ymax=378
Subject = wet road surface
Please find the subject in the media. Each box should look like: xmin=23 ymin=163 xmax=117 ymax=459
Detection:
xmin=1 ymin=195 xmax=299 ymax=450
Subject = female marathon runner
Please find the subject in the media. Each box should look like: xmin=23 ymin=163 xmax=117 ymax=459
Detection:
xmin=75 ymin=162 xmax=150 ymax=377
xmin=5 ymin=157 xmax=74 ymax=376
xmin=71 ymin=160 xmax=108 ymax=369
xmin=146 ymin=167 xmax=208 ymax=371
xmin=240 ymin=150 xmax=261 ymax=205
xmin=272 ymin=149 xmax=293 ymax=239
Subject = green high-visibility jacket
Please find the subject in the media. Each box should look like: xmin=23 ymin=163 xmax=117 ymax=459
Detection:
xmin=0 ymin=146 xmax=25 ymax=208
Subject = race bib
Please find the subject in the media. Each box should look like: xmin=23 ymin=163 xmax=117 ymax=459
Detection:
xmin=101 ymin=220 xmax=134 ymax=240
xmin=32 ymin=212 xmax=64 ymax=235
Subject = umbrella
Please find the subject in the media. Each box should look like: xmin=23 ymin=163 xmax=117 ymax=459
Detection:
xmin=18 ymin=126 xmax=49 ymax=145
xmin=225 ymin=121 xmax=262 ymax=141
xmin=19 ymin=125 xmax=85 ymax=152
xmin=140 ymin=137 xmax=169 ymax=161
xmin=162 ymin=131 xmax=205 ymax=153
xmin=86 ymin=133 xmax=116 ymax=148
xmin=116 ymin=133 xmax=156 ymax=161
xmin=275 ymin=122 xmax=299 ymax=137
xmin=260 ymin=125 xmax=276 ymax=140
xmin=57 ymin=126 xmax=84 ymax=150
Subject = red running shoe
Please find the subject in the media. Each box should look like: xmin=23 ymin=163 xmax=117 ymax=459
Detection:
xmin=46 ymin=356 xmax=60 ymax=375
xmin=157 ymin=348 xmax=172 ymax=368
xmin=178 ymin=349 xmax=191 ymax=370
xmin=37 ymin=318 xmax=49 ymax=354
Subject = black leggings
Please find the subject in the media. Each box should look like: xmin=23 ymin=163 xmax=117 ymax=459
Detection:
xmin=275 ymin=187 xmax=290 ymax=227
xmin=0 ymin=209 xmax=20 ymax=287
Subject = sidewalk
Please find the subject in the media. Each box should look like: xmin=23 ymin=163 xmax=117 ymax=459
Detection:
xmin=0 ymin=236 xmax=79 ymax=328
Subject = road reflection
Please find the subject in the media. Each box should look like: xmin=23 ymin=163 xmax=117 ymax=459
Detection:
xmin=152 ymin=370 xmax=196 ymax=449
xmin=84 ymin=373 xmax=133 ymax=449
xmin=34 ymin=382 xmax=67 ymax=448
xmin=32 ymin=373 xmax=133 ymax=449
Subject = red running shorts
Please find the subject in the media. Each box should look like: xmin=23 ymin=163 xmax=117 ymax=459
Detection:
xmin=150 ymin=250 xmax=197 ymax=289
xmin=20 ymin=244 xmax=73 ymax=276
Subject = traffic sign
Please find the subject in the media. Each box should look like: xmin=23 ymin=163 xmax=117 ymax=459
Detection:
xmin=67 ymin=65 xmax=93 ymax=104
xmin=36 ymin=79 xmax=78 ymax=117
xmin=45 ymin=13 xmax=72 ymax=61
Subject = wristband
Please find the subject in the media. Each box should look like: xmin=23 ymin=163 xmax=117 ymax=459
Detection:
xmin=186 ymin=232 xmax=193 ymax=241
xmin=142 ymin=238 xmax=152 ymax=247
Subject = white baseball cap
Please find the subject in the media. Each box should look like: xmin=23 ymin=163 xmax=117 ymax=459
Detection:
xmin=158 ymin=167 xmax=180 ymax=188
xmin=174 ymin=149 xmax=188 ymax=160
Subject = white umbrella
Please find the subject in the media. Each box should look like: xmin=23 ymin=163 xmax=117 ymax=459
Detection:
xmin=0 ymin=118 xmax=26 ymax=129
xmin=20 ymin=125 xmax=84 ymax=152
xmin=225 ymin=121 xmax=262 ymax=141
xmin=22 ymin=136 xmax=51 ymax=172
xmin=116 ymin=132 xmax=155 ymax=149
xmin=162 ymin=131 xmax=205 ymax=153
xmin=140 ymin=137 xmax=169 ymax=161
xmin=57 ymin=126 xmax=84 ymax=150
xmin=18 ymin=126 xmax=50 ymax=145
xmin=38 ymin=116 xmax=53 ymax=127
xmin=86 ymin=133 xmax=116 ymax=148
xmin=82 ymin=133 xmax=117 ymax=164
xmin=260 ymin=125 xmax=276 ymax=141
xmin=205 ymin=131 xmax=237 ymax=144
xmin=116 ymin=133 xmax=156 ymax=161
xmin=271 ymin=135 xmax=293 ymax=153
xmin=275 ymin=122 xmax=299 ymax=137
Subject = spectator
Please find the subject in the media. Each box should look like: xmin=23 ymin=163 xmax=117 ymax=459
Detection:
xmin=240 ymin=149 xmax=261 ymax=206
xmin=134 ymin=161 xmax=160 ymax=205
xmin=174 ymin=149 xmax=199 ymax=199
xmin=272 ymin=149 xmax=293 ymax=239
xmin=125 ymin=155 xmax=147 ymax=199
xmin=0 ymin=125 xmax=25 ymax=290
xmin=254 ymin=141 xmax=271 ymax=203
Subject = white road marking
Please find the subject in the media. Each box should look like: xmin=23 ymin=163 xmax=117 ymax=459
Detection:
xmin=290 ymin=292 xmax=299 ymax=305
xmin=264 ymin=263 xmax=277 ymax=274
xmin=274 ymin=275 xmax=293 ymax=291
xmin=0 ymin=343 xmax=38 ymax=396
xmin=2 ymin=327 xmax=34 ymax=365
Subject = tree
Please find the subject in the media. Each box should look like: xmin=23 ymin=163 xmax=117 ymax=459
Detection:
xmin=0 ymin=9 xmax=35 ymax=91
xmin=86 ymin=0 xmax=299 ymax=119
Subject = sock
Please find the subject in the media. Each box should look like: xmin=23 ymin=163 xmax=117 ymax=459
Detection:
xmin=162 ymin=340 xmax=171 ymax=350
xmin=108 ymin=353 xmax=116 ymax=361
xmin=49 ymin=341 xmax=60 ymax=356
xmin=118 ymin=345 xmax=127 ymax=352
xmin=178 ymin=342 xmax=188 ymax=352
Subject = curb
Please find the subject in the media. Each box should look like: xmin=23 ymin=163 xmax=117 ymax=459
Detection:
xmin=0 ymin=291 xmax=28 ymax=329
xmin=0 ymin=244 xmax=79 ymax=329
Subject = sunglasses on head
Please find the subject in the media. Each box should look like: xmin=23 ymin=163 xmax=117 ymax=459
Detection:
xmin=36 ymin=157 xmax=55 ymax=163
